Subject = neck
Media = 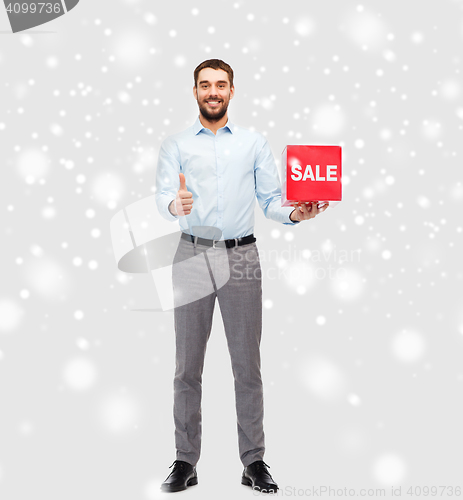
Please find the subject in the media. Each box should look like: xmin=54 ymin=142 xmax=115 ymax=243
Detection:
xmin=199 ymin=112 xmax=228 ymax=135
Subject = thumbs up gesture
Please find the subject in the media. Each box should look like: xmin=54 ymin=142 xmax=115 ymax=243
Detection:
xmin=173 ymin=173 xmax=194 ymax=216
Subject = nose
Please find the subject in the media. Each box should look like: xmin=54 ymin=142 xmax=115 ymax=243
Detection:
xmin=209 ymin=84 xmax=222 ymax=94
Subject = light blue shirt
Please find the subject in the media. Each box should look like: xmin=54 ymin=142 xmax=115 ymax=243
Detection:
xmin=155 ymin=115 xmax=300 ymax=240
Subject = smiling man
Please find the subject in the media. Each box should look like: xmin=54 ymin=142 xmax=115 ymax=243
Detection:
xmin=194 ymin=70 xmax=232 ymax=124
xmin=155 ymin=59 xmax=328 ymax=494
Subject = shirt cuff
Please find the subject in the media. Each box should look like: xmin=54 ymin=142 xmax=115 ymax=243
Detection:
xmin=288 ymin=209 xmax=300 ymax=224
xmin=156 ymin=193 xmax=179 ymax=222
xmin=168 ymin=200 xmax=178 ymax=219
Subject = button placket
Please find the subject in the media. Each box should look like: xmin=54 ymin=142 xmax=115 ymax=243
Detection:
xmin=215 ymin=135 xmax=224 ymax=228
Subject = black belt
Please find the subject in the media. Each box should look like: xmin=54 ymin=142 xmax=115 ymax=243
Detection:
xmin=181 ymin=232 xmax=256 ymax=248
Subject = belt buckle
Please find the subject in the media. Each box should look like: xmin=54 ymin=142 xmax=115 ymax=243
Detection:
xmin=212 ymin=239 xmax=217 ymax=249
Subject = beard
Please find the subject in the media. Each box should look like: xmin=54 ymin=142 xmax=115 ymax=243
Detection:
xmin=197 ymin=97 xmax=230 ymax=122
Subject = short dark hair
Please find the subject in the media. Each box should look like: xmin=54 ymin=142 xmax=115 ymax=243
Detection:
xmin=194 ymin=59 xmax=234 ymax=89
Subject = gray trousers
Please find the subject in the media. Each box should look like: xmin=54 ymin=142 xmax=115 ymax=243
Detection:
xmin=171 ymin=234 xmax=265 ymax=467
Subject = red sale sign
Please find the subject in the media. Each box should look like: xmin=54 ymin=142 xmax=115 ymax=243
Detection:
xmin=281 ymin=145 xmax=342 ymax=207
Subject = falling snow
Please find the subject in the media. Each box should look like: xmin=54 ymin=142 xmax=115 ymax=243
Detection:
xmin=0 ymin=0 xmax=462 ymax=497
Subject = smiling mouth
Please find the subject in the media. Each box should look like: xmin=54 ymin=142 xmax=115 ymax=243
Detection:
xmin=206 ymin=101 xmax=221 ymax=106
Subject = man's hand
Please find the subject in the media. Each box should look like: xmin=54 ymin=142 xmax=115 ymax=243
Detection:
xmin=170 ymin=173 xmax=194 ymax=216
xmin=290 ymin=201 xmax=329 ymax=222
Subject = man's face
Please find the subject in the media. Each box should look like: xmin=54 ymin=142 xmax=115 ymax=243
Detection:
xmin=193 ymin=68 xmax=234 ymax=122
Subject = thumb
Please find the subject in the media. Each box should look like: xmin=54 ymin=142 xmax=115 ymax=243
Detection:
xmin=179 ymin=173 xmax=187 ymax=191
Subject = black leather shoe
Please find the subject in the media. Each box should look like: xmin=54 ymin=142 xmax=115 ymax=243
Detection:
xmin=160 ymin=460 xmax=198 ymax=492
xmin=241 ymin=460 xmax=279 ymax=493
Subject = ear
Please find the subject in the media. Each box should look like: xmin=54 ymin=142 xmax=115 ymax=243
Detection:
xmin=230 ymin=85 xmax=235 ymax=100
xmin=193 ymin=85 xmax=197 ymax=100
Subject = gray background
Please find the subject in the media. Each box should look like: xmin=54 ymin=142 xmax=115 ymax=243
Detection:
xmin=1 ymin=0 xmax=463 ymax=498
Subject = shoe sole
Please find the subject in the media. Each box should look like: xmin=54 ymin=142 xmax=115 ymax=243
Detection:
xmin=241 ymin=476 xmax=278 ymax=493
xmin=161 ymin=476 xmax=198 ymax=492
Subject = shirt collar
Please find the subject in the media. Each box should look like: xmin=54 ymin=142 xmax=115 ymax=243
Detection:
xmin=193 ymin=115 xmax=234 ymax=135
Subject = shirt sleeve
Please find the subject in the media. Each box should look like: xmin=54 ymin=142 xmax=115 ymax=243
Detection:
xmin=254 ymin=136 xmax=300 ymax=226
xmin=155 ymin=137 xmax=180 ymax=222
